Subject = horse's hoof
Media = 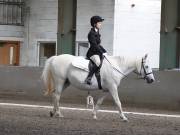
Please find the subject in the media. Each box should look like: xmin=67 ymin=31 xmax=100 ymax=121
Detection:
xmin=50 ymin=111 xmax=54 ymax=117
xmin=55 ymin=113 xmax=64 ymax=118
xmin=57 ymin=115 xmax=64 ymax=118
xmin=93 ymin=115 xmax=97 ymax=120
xmin=122 ymin=118 xmax=129 ymax=122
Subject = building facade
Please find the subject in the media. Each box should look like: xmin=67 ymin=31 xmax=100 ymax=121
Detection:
xmin=0 ymin=0 xmax=178 ymax=69
xmin=0 ymin=0 xmax=58 ymax=66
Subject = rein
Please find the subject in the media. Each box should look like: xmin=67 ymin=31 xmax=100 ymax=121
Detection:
xmin=104 ymin=56 xmax=129 ymax=78
xmin=104 ymin=56 xmax=152 ymax=79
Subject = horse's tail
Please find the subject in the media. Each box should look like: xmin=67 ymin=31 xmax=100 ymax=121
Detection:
xmin=42 ymin=56 xmax=55 ymax=95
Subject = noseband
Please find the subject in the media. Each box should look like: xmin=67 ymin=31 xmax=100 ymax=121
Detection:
xmin=139 ymin=59 xmax=153 ymax=79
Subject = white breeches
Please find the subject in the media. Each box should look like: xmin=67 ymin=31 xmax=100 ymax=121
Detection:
xmin=90 ymin=55 xmax=101 ymax=67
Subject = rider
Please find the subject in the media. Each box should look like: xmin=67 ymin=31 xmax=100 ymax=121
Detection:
xmin=84 ymin=15 xmax=107 ymax=89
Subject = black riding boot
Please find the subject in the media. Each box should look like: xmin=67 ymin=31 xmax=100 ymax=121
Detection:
xmin=84 ymin=71 xmax=94 ymax=85
xmin=85 ymin=63 xmax=98 ymax=85
xmin=95 ymin=70 xmax=102 ymax=89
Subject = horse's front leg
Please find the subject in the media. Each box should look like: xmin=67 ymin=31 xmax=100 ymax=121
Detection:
xmin=109 ymin=84 xmax=128 ymax=122
xmin=93 ymin=92 xmax=108 ymax=120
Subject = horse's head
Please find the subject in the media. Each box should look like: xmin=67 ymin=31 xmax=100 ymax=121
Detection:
xmin=136 ymin=54 xmax=155 ymax=84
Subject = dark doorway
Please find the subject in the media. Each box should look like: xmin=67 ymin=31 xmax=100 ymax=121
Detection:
xmin=39 ymin=43 xmax=56 ymax=67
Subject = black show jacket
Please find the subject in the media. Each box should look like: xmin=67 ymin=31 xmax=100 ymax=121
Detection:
xmin=86 ymin=28 xmax=107 ymax=59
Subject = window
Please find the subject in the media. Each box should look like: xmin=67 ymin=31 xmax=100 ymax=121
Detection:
xmin=0 ymin=0 xmax=24 ymax=25
xmin=76 ymin=41 xmax=89 ymax=56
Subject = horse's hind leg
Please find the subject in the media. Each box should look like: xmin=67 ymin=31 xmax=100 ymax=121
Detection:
xmin=93 ymin=92 xmax=108 ymax=120
xmin=50 ymin=78 xmax=65 ymax=118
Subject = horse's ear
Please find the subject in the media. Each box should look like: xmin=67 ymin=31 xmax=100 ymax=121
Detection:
xmin=144 ymin=54 xmax=148 ymax=60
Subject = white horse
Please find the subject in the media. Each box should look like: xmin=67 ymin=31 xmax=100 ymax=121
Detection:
xmin=42 ymin=54 xmax=155 ymax=122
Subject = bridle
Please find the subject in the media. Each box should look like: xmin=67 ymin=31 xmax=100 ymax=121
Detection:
xmin=135 ymin=58 xmax=153 ymax=80
xmin=104 ymin=56 xmax=153 ymax=79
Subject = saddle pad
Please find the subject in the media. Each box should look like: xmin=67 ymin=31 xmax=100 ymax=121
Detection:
xmin=71 ymin=57 xmax=89 ymax=72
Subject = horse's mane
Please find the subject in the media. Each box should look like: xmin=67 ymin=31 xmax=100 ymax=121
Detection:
xmin=109 ymin=55 xmax=138 ymax=68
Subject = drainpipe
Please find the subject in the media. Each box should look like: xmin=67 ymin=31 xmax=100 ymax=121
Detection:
xmin=25 ymin=5 xmax=30 ymax=65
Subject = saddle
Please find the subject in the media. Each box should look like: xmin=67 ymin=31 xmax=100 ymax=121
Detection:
xmin=72 ymin=57 xmax=103 ymax=90
xmin=71 ymin=57 xmax=90 ymax=72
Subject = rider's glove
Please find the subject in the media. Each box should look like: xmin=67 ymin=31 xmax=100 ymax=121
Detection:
xmin=103 ymin=53 xmax=108 ymax=57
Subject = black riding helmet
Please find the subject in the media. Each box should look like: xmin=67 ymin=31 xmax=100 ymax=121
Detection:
xmin=90 ymin=16 xmax=104 ymax=27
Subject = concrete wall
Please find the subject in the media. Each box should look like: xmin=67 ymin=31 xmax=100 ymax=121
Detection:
xmin=0 ymin=66 xmax=180 ymax=110
xmin=21 ymin=0 xmax=58 ymax=66
xmin=0 ymin=25 xmax=24 ymax=40
xmin=113 ymin=0 xmax=161 ymax=68
xmin=0 ymin=66 xmax=45 ymax=101
xmin=76 ymin=0 xmax=115 ymax=55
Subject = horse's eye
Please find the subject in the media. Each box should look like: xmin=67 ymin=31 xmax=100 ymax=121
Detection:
xmin=145 ymin=66 xmax=149 ymax=68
